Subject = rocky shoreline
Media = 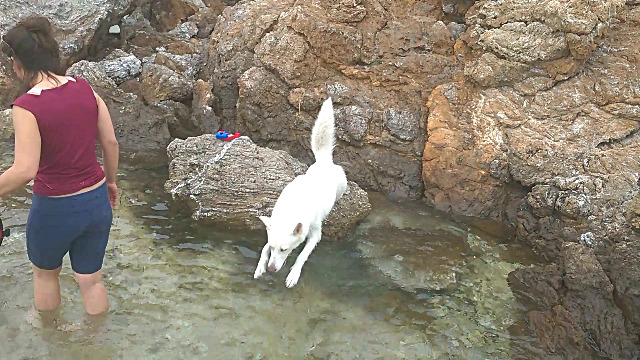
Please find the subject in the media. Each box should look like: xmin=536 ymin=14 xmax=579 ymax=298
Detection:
xmin=1 ymin=0 xmax=638 ymax=357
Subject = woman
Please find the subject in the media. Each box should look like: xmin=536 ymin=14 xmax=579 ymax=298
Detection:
xmin=0 ymin=17 xmax=119 ymax=315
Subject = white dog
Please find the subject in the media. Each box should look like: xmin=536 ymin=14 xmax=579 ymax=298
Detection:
xmin=253 ymin=97 xmax=348 ymax=288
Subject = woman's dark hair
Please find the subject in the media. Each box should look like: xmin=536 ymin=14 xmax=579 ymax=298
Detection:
xmin=1 ymin=17 xmax=62 ymax=87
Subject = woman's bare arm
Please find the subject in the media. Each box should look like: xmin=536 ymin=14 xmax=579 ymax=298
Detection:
xmin=95 ymin=94 xmax=119 ymax=184
xmin=0 ymin=106 xmax=41 ymax=196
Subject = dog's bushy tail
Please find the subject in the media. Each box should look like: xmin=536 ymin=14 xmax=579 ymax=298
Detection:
xmin=311 ymin=97 xmax=336 ymax=163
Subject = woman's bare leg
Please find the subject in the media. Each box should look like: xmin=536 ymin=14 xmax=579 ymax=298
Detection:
xmin=32 ymin=265 xmax=62 ymax=311
xmin=74 ymin=270 xmax=109 ymax=315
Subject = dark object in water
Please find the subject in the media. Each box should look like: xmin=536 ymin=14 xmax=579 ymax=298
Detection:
xmin=0 ymin=218 xmax=10 ymax=246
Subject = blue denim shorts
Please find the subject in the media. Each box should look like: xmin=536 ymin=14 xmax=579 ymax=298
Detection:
xmin=26 ymin=182 xmax=113 ymax=274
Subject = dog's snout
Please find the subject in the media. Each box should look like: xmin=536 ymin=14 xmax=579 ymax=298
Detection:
xmin=267 ymin=265 xmax=277 ymax=272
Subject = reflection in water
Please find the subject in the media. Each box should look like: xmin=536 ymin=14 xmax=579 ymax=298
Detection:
xmin=0 ymin=144 xmax=549 ymax=359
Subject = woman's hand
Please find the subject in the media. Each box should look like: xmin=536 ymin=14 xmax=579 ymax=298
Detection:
xmin=107 ymin=182 xmax=118 ymax=208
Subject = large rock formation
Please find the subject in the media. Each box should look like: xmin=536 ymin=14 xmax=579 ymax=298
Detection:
xmin=0 ymin=0 xmax=137 ymax=62
xmin=203 ymin=0 xmax=462 ymax=198
xmin=164 ymin=134 xmax=372 ymax=238
xmin=0 ymin=0 xmax=638 ymax=355
xmin=0 ymin=0 xmax=227 ymax=150
xmin=111 ymin=0 xmax=225 ymax=141
xmin=509 ymin=243 xmax=638 ymax=359
xmin=54 ymin=0 xmax=235 ymax=157
xmin=422 ymin=0 xmax=640 ymax=357
xmin=0 ymin=0 xmax=139 ymax=107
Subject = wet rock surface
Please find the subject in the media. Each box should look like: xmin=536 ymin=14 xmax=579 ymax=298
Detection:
xmin=509 ymin=243 xmax=638 ymax=359
xmin=164 ymin=135 xmax=371 ymax=238
xmin=354 ymin=192 xmax=544 ymax=358
xmin=354 ymin=193 xmax=469 ymax=292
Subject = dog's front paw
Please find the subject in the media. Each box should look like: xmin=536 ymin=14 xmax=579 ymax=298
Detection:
xmin=254 ymin=264 xmax=266 ymax=279
xmin=285 ymin=267 xmax=301 ymax=288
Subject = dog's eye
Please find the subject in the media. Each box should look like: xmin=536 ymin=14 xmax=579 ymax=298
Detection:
xmin=280 ymin=247 xmax=288 ymax=252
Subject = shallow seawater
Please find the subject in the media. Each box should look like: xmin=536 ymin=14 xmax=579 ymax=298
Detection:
xmin=0 ymin=145 xmax=550 ymax=359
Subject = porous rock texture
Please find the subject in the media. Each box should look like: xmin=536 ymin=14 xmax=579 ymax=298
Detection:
xmin=423 ymin=0 xmax=640 ymax=357
xmin=203 ymin=0 xmax=462 ymax=198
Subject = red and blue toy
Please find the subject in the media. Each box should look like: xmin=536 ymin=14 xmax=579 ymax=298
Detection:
xmin=215 ymin=130 xmax=241 ymax=141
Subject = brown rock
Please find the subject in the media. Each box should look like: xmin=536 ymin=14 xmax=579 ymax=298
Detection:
xmin=191 ymin=79 xmax=220 ymax=134
xmin=0 ymin=61 xmax=21 ymax=111
xmin=600 ymin=241 xmax=640 ymax=336
xmin=140 ymin=63 xmax=193 ymax=104
xmin=422 ymin=3 xmax=640 ymax=355
xmin=118 ymin=79 xmax=143 ymax=96
xmin=191 ymin=5 xmax=225 ymax=38
xmin=149 ymin=0 xmax=200 ymax=32
xmin=463 ymin=0 xmax=626 ymax=88
xmin=154 ymin=52 xmax=202 ymax=80
xmin=560 ymin=243 xmax=636 ymax=359
xmin=254 ymin=26 xmax=318 ymax=87
xmin=528 ymin=306 xmax=591 ymax=358
xmin=464 ymin=53 xmax=528 ymax=87
xmin=423 ymin=83 xmax=526 ymax=220
xmin=204 ymin=0 xmax=460 ymax=198
xmin=0 ymin=0 xmax=137 ymax=65
xmin=156 ymin=100 xmax=199 ymax=139
xmin=509 ymin=244 xmax=638 ymax=359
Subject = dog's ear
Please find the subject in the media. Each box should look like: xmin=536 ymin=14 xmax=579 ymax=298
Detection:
xmin=293 ymin=222 xmax=303 ymax=235
xmin=258 ymin=216 xmax=271 ymax=229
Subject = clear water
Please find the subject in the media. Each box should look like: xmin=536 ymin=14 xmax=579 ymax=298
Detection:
xmin=0 ymin=144 xmax=549 ymax=359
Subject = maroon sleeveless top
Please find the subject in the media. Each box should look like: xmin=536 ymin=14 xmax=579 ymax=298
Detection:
xmin=11 ymin=76 xmax=105 ymax=196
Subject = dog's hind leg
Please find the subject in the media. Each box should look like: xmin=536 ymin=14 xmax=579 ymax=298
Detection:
xmin=286 ymin=227 xmax=322 ymax=288
xmin=254 ymin=244 xmax=271 ymax=279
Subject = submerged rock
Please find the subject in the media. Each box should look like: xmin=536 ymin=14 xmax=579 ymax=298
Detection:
xmin=164 ymin=135 xmax=371 ymax=237
xmin=354 ymin=193 xmax=469 ymax=292
xmin=356 ymin=225 xmax=464 ymax=292
xmin=355 ymin=193 xmax=525 ymax=358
